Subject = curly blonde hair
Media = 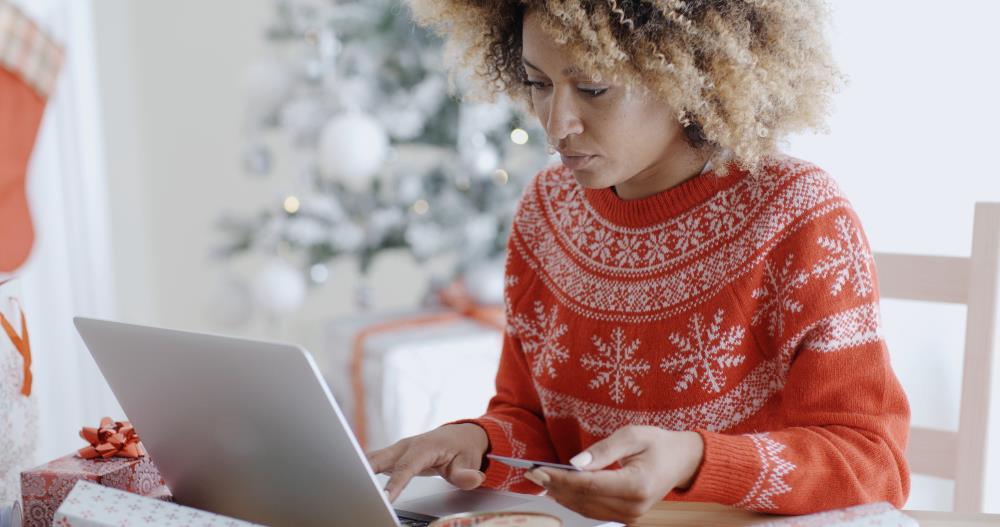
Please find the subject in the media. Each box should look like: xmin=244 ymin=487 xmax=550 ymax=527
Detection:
xmin=406 ymin=0 xmax=844 ymax=175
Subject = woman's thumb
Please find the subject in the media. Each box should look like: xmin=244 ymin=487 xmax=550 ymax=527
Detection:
xmin=447 ymin=467 xmax=486 ymax=490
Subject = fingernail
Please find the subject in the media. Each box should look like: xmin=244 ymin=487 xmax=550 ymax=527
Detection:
xmin=570 ymin=451 xmax=593 ymax=469
xmin=530 ymin=469 xmax=550 ymax=485
xmin=524 ymin=470 xmax=543 ymax=487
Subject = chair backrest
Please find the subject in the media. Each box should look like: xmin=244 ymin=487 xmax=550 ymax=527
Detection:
xmin=873 ymin=202 xmax=1000 ymax=513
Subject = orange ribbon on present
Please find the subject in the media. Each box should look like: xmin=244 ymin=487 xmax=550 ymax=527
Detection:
xmin=436 ymin=280 xmax=507 ymax=330
xmin=77 ymin=417 xmax=148 ymax=459
xmin=350 ymin=279 xmax=506 ymax=449
xmin=0 ymin=278 xmax=32 ymax=396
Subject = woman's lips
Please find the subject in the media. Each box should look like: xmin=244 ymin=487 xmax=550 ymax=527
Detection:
xmin=560 ymin=153 xmax=595 ymax=170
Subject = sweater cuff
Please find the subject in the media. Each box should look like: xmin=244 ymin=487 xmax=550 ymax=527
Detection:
xmin=445 ymin=417 xmax=513 ymax=490
xmin=667 ymin=431 xmax=760 ymax=506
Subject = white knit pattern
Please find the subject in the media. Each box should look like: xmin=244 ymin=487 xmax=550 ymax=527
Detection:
xmin=736 ymin=433 xmax=797 ymax=512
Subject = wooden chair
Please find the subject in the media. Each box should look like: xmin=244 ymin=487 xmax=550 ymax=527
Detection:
xmin=873 ymin=202 xmax=1000 ymax=513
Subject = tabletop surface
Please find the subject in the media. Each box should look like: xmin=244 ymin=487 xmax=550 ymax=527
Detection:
xmin=394 ymin=476 xmax=1000 ymax=526
xmin=636 ymin=501 xmax=1000 ymax=526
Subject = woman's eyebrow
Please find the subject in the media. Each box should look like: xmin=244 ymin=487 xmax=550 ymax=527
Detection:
xmin=522 ymin=57 xmax=582 ymax=77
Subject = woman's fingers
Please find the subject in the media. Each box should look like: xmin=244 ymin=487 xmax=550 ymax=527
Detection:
xmin=365 ymin=445 xmax=400 ymax=474
xmin=367 ymin=447 xmax=441 ymax=479
xmin=382 ymin=450 xmax=435 ymax=503
xmin=571 ymin=426 xmax=645 ymax=470
xmin=438 ymin=450 xmax=486 ymax=489
xmin=443 ymin=466 xmax=486 ymax=490
xmin=369 ymin=424 xmax=491 ymax=502
xmin=529 ymin=466 xmax=644 ymax=501
xmin=534 ymin=467 xmax=652 ymax=524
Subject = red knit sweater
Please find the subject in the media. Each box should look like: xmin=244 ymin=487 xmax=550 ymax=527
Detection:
xmin=454 ymin=155 xmax=910 ymax=515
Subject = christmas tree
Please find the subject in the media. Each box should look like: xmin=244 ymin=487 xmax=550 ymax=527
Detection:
xmin=215 ymin=0 xmax=549 ymax=317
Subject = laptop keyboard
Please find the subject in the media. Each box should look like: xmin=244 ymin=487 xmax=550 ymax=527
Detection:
xmin=395 ymin=510 xmax=436 ymax=527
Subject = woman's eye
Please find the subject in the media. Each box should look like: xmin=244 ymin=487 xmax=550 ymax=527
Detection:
xmin=522 ymin=80 xmax=608 ymax=98
xmin=579 ymin=87 xmax=609 ymax=98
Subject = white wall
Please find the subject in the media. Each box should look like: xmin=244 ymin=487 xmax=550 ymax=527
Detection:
xmin=90 ymin=0 xmax=1000 ymax=512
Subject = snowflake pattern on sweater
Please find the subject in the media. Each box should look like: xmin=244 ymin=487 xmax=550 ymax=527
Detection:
xmin=508 ymin=300 xmax=570 ymax=380
xmin=661 ymin=309 xmax=747 ymax=394
xmin=812 ymin=215 xmax=876 ymax=298
xmin=458 ymin=156 xmax=910 ymax=515
xmin=581 ymin=327 xmax=650 ymax=404
xmin=750 ymin=254 xmax=810 ymax=337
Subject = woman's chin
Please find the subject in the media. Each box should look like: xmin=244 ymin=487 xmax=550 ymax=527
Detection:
xmin=570 ymin=169 xmax=615 ymax=190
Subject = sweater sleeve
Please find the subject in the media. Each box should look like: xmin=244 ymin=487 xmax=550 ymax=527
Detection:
xmin=446 ymin=200 xmax=557 ymax=493
xmin=667 ymin=207 xmax=911 ymax=515
xmin=449 ymin=328 xmax=558 ymax=493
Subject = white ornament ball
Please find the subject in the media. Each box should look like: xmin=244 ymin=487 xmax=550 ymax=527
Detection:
xmin=253 ymin=260 xmax=307 ymax=316
xmin=463 ymin=259 xmax=506 ymax=306
xmin=318 ymin=112 xmax=389 ymax=189
xmin=245 ymin=58 xmax=293 ymax=116
xmin=309 ymin=263 xmax=330 ymax=284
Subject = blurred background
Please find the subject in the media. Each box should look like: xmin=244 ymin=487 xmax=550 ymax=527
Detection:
xmin=5 ymin=0 xmax=1000 ymax=514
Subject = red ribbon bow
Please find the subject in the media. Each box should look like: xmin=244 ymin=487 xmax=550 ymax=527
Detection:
xmin=77 ymin=417 xmax=148 ymax=459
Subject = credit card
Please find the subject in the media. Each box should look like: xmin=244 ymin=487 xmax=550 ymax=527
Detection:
xmin=486 ymin=454 xmax=582 ymax=471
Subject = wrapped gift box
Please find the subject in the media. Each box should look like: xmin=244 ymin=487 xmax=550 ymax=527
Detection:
xmin=54 ymin=480 xmax=261 ymax=527
xmin=321 ymin=307 xmax=503 ymax=451
xmin=20 ymin=454 xmax=170 ymax=527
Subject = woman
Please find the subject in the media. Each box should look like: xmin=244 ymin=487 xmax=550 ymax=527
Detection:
xmin=367 ymin=1 xmax=910 ymax=522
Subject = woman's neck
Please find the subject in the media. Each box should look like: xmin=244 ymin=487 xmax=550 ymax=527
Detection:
xmin=613 ymin=147 xmax=715 ymax=200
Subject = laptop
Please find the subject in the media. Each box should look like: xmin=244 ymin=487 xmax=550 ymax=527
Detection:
xmin=73 ymin=317 xmax=620 ymax=527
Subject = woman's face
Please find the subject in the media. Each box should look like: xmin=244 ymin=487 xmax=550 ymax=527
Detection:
xmin=521 ymin=10 xmax=707 ymax=198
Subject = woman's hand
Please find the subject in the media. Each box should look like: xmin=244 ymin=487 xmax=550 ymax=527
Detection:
xmin=524 ymin=426 xmax=704 ymax=524
xmin=366 ymin=423 xmax=490 ymax=503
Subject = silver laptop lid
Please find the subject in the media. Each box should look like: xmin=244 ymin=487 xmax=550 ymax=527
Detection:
xmin=73 ymin=317 xmax=398 ymax=527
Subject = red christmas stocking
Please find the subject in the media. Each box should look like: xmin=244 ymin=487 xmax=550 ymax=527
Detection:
xmin=0 ymin=1 xmax=64 ymax=273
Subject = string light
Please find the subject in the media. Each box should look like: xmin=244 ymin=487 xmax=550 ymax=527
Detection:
xmin=492 ymin=169 xmax=509 ymax=185
xmin=412 ymin=199 xmax=429 ymax=215
xmin=509 ymin=128 xmax=529 ymax=145
xmin=283 ymin=195 xmax=301 ymax=214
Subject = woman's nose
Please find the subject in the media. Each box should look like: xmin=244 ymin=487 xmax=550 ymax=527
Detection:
xmin=544 ymin=89 xmax=584 ymax=143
